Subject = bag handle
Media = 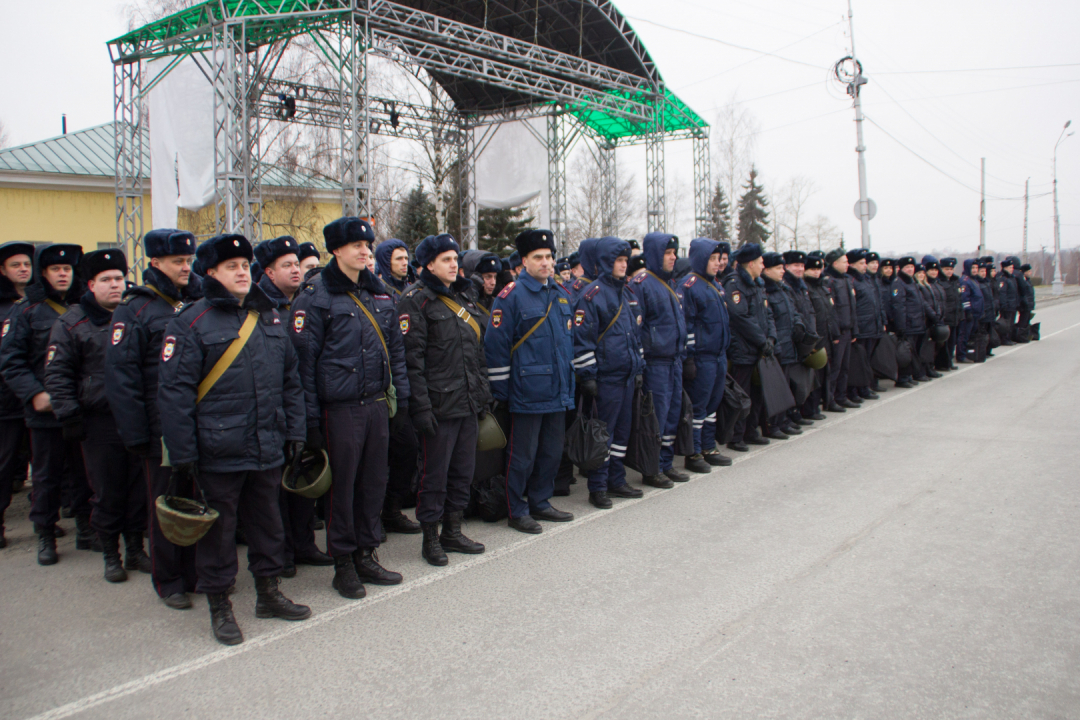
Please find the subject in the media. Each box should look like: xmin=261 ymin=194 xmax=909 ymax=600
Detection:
xmin=196 ymin=310 xmax=258 ymax=403
xmin=511 ymin=298 xmax=553 ymax=355
xmin=436 ymin=294 xmax=482 ymax=341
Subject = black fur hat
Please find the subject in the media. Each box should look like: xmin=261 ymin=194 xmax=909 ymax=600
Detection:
xmin=415 ymin=234 xmax=460 ymax=268
xmin=323 ymin=217 xmax=374 ymax=252
xmin=196 ymin=234 xmax=253 ymax=270
xmin=254 ymin=235 xmax=300 ymax=268
xmin=143 ymin=229 xmax=197 ymax=258
xmin=515 ymin=229 xmax=557 ymax=259
xmin=80 ymin=249 xmax=128 ymax=280
xmin=297 ymin=242 xmax=321 ymax=263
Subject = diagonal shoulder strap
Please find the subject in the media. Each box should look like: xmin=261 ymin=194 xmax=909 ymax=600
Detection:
xmin=44 ymin=299 xmax=67 ymax=315
xmin=645 ymin=270 xmax=682 ymax=306
xmin=196 ymin=310 xmax=258 ymax=403
xmin=597 ymin=303 xmax=623 ymax=342
xmin=511 ymin=299 xmax=553 ymax=355
xmin=436 ymin=294 xmax=482 ymax=341
xmin=695 ymin=273 xmax=726 ymax=301
xmin=148 ymin=285 xmax=183 ymax=310
xmin=347 ymin=292 xmax=389 ymax=362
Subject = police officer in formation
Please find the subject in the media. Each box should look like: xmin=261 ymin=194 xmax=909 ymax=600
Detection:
xmin=936 ymin=258 xmax=962 ymax=370
xmin=782 ymin=250 xmax=822 ymax=424
xmin=824 ymin=249 xmax=858 ymax=409
xmin=0 ymin=241 xmax=34 ymax=548
xmin=847 ymin=248 xmax=886 ymax=401
xmin=801 ymin=253 xmax=838 ymax=418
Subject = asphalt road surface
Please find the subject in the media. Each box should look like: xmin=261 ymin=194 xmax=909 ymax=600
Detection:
xmin=3 ymin=298 xmax=1079 ymax=720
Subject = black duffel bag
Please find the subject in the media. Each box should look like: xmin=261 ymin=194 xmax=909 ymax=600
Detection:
xmin=847 ymin=341 xmax=874 ymax=387
xmin=871 ymin=333 xmax=899 ymax=381
xmin=468 ymin=474 xmax=508 ymax=522
xmin=786 ymin=362 xmax=818 ymax=405
xmin=919 ymin=332 xmax=936 ymax=365
xmin=625 ymin=387 xmax=661 ymax=478
xmin=715 ymin=373 xmax=751 ymax=445
xmin=566 ymin=399 xmax=610 ymax=472
xmin=756 ymin=355 xmax=796 ymax=418
xmin=895 ymin=334 xmax=913 ymax=369
xmin=673 ymin=389 xmax=695 ymax=457
xmin=988 ymin=324 xmax=1002 ymax=348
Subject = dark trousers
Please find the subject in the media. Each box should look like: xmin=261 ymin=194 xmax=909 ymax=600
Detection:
xmin=279 ymin=489 xmax=318 ymax=562
xmin=804 ymin=364 xmax=829 ymax=416
xmin=850 ymin=337 xmax=879 ymax=397
xmin=829 ymin=331 xmax=852 ymax=402
xmin=688 ymin=355 xmax=727 ymax=454
xmin=386 ymin=414 xmax=419 ymax=508
xmin=553 ymin=411 xmax=577 ymax=496
xmin=83 ymin=414 xmax=146 ymax=538
xmin=416 ymin=415 xmax=477 ymax=524
xmin=0 ymin=418 xmax=25 ymax=527
xmin=195 ymin=467 xmax=286 ymax=594
xmin=1018 ymin=308 xmax=1032 ymax=331
xmin=145 ymin=457 xmax=197 ymax=598
xmin=729 ymin=363 xmax=764 ymax=443
xmin=999 ymin=311 xmax=1015 ymax=341
xmin=504 ymin=411 xmax=565 ymax=519
xmin=940 ymin=325 xmax=958 ymax=368
xmin=644 ymin=361 xmax=683 ymax=470
xmin=587 ymin=377 xmax=635 ymax=493
xmin=28 ymin=427 xmax=91 ymax=530
xmin=957 ymin=318 xmax=974 ymax=359
xmin=324 ymin=402 xmax=389 ymax=556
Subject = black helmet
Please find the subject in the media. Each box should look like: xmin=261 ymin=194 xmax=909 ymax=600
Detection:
xmin=930 ymin=324 xmax=950 ymax=344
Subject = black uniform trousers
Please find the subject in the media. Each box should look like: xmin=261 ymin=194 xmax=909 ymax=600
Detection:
xmin=504 ymin=411 xmax=564 ymax=519
xmin=28 ymin=427 xmax=91 ymax=530
xmin=999 ymin=311 xmax=1015 ymax=342
xmin=729 ymin=363 xmax=764 ymax=443
xmin=853 ymin=337 xmax=879 ymax=396
xmin=386 ymin=415 xmax=419 ymax=509
xmin=957 ymin=318 xmax=974 ymax=359
xmin=84 ymin=414 xmax=146 ymax=538
xmin=145 ymin=457 xmax=197 ymax=598
xmin=939 ymin=325 xmax=958 ymax=368
xmin=278 ymin=489 xmax=318 ymax=563
xmin=1017 ymin=309 xmax=1032 ymax=338
xmin=416 ymin=415 xmax=477 ymax=524
xmin=829 ymin=332 xmax=852 ymax=403
xmin=194 ymin=467 xmax=286 ymax=594
xmin=803 ymin=364 xmax=830 ymax=417
xmin=0 ymin=419 xmax=26 ymax=528
xmin=324 ymin=401 xmax=389 ymax=556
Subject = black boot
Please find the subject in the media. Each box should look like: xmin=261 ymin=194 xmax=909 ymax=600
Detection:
xmin=102 ymin=534 xmax=127 ymax=583
xmin=439 ymin=511 xmax=484 ymax=555
xmin=36 ymin=525 xmax=58 ymax=566
xmin=207 ymin=593 xmax=243 ymax=645
xmin=382 ymin=498 xmax=421 ymax=535
xmin=421 ymin=522 xmax=448 ymax=566
xmin=684 ymin=454 xmax=711 ymax=473
xmin=123 ymin=532 xmax=152 ymax=573
xmin=354 ymin=548 xmax=403 ymax=586
xmin=254 ymin=576 xmax=311 ymax=621
xmin=703 ymin=450 xmax=733 ymax=467
xmin=75 ymin=515 xmax=101 ymax=551
xmin=332 ymin=555 xmax=366 ymax=599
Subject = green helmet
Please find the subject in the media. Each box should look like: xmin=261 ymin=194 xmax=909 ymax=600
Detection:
xmin=476 ymin=411 xmax=507 ymax=452
xmin=282 ymin=448 xmax=332 ymax=499
xmin=154 ymin=495 xmax=219 ymax=547
xmin=803 ymin=347 xmax=828 ymax=370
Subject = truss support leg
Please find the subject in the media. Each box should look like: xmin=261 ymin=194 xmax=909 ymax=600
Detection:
xmin=114 ymin=58 xmax=145 ymax=274
xmin=692 ymin=132 xmax=711 ymax=238
xmin=598 ymin=141 xmax=617 ymax=237
xmin=339 ymin=13 xmax=369 ymax=220
xmin=547 ymin=112 xmax=569 ymax=254
xmin=645 ymin=122 xmax=666 ymax=234
xmin=459 ymin=121 xmax=479 ymax=250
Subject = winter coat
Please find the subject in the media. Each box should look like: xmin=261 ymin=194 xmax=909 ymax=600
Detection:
xmin=0 ymin=276 xmax=24 ymax=422
xmin=258 ymin=274 xmax=293 ymax=311
xmin=397 ymin=270 xmax=493 ymax=421
xmin=977 ymin=277 xmax=997 ymax=323
xmin=764 ymin=276 xmax=805 ymax=365
xmin=783 ymin=270 xmax=817 ymax=338
xmin=678 ymin=239 xmax=731 ymax=359
xmin=290 ymin=258 xmax=410 ymax=430
xmin=573 ymin=237 xmax=645 ymax=382
xmin=917 ymin=282 xmax=942 ymax=326
xmin=889 ymin=272 xmax=927 ymax=336
xmin=825 ymin=266 xmax=855 ymax=333
xmin=1017 ymin=274 xmax=1036 ymax=312
xmin=723 ymin=265 xmax=776 ymax=366
xmin=848 ymin=268 xmax=884 ymax=339
xmin=997 ymin=272 xmax=1020 ymax=314
xmin=374 ymin=238 xmax=415 ymax=300
xmin=805 ymin=274 xmax=839 ymax=341
xmin=633 ymin=233 xmax=687 ymax=364
xmin=484 ymin=269 xmax=575 ymax=414
xmin=959 ymin=261 xmax=985 ymax=320
xmin=43 ymin=293 xmax=114 ymax=422
xmin=938 ymin=274 xmax=962 ymax=326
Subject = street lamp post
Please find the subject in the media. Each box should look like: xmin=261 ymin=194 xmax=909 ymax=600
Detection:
xmin=1052 ymin=120 xmax=1073 ymax=296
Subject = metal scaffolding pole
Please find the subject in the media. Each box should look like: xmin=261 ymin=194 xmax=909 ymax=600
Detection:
xmin=645 ymin=103 xmax=666 ymax=234
xmin=692 ymin=132 xmax=710 ymax=238
xmin=459 ymin=119 xmax=478 ymax=250
xmin=113 ymin=58 xmax=145 ymax=271
xmin=338 ymin=11 xmax=369 ymax=219
xmin=547 ymin=112 xmax=570 ymax=252
xmin=598 ymin=140 xmax=617 ymax=237
xmin=212 ymin=21 xmax=263 ymax=240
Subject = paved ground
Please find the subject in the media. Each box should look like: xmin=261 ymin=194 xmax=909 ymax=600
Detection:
xmin=3 ymin=298 xmax=1079 ymax=720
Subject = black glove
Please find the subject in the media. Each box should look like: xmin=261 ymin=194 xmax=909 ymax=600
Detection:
xmin=306 ymin=425 xmax=326 ymax=451
xmin=285 ymin=440 xmax=305 ymax=465
xmin=634 ymin=374 xmax=643 ymax=390
xmin=682 ymin=356 xmax=697 ymax=382
xmin=390 ymin=406 xmax=409 ymax=434
xmin=792 ymin=323 xmax=806 ymax=343
xmin=761 ymin=338 xmax=775 ymax=358
xmin=62 ymin=418 xmax=86 ymax=441
xmin=412 ymin=410 xmax=438 ymax=438
xmin=127 ymin=442 xmax=155 ymax=457
xmin=171 ymin=462 xmax=196 ymax=485
xmin=579 ymin=379 xmax=599 ymax=397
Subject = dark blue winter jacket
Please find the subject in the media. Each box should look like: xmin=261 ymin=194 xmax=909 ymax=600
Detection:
xmin=572 ymin=237 xmax=644 ymax=382
xmin=569 ymin=238 xmax=600 ymax=299
xmin=723 ymin=265 xmax=776 ymax=366
xmin=677 ymin=238 xmax=730 ymax=359
xmin=849 ymin=267 xmax=884 ymax=339
xmin=889 ymin=272 xmax=927 ymax=335
xmin=632 ymin=233 xmax=687 ymax=363
xmin=764 ymin=275 xmax=805 ymax=364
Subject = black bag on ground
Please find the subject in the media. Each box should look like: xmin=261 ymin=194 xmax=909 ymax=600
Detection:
xmin=1031 ymin=322 xmax=1041 ymax=341
xmin=973 ymin=331 xmax=988 ymax=362
xmin=625 ymin=388 xmax=660 ymax=477
xmin=673 ymin=389 xmax=695 ymax=457
xmin=469 ymin=474 xmax=508 ymax=522
xmin=715 ymin=373 xmax=751 ymax=445
xmin=566 ymin=400 xmax=610 ymax=472
xmin=988 ymin=324 xmax=1001 ymax=348
xmin=786 ymin=362 xmax=817 ymax=405
xmin=756 ymin=355 xmax=796 ymax=418
xmin=848 ymin=342 xmax=874 ymax=387
xmin=872 ymin=333 xmax=899 ymax=381
xmin=895 ymin=335 xmax=913 ymax=369
xmin=919 ymin=332 xmax=936 ymax=365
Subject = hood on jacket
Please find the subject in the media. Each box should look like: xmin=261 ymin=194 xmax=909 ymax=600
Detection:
xmin=643 ymin=232 xmax=678 ymax=279
xmin=595 ymin=237 xmax=631 ymax=279
xmin=963 ymin=258 xmax=978 ymax=276
xmin=688 ymin=238 xmax=723 ymax=277
xmin=374 ymin=239 xmax=413 ymax=285
xmin=27 ymin=244 xmax=85 ymax=305
xmin=576 ymin=238 xmax=601 ymax=280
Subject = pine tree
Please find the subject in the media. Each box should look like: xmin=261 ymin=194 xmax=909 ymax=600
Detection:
xmin=479 ymin=206 xmax=535 ymax=255
xmin=394 ymin=184 xmax=438 ymax=249
xmin=705 ymin=181 xmax=732 ymax=241
xmin=736 ymin=165 xmax=771 ymax=247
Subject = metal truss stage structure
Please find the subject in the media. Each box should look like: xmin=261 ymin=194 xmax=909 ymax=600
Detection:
xmin=109 ymin=0 xmax=710 ymax=266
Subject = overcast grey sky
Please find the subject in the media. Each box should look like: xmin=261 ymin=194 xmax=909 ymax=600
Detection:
xmin=0 ymin=0 xmax=1076 ymax=257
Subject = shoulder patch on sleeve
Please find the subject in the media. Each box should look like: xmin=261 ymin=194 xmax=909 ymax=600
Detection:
xmin=398 ymin=313 xmax=410 ymax=335
xmin=497 ymin=282 xmax=516 ymax=299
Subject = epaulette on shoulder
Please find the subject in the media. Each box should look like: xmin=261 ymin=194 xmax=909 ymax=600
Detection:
xmin=685 ymin=275 xmax=697 ymax=287
xmin=633 ymin=273 xmax=646 ymax=284
xmin=584 ymin=286 xmax=600 ymax=302
xmin=176 ymin=300 xmax=202 ymax=317
xmin=14 ymin=297 xmax=26 ymax=306
xmin=497 ymin=281 xmax=516 ymax=299
xmin=402 ymin=286 xmax=421 ymax=299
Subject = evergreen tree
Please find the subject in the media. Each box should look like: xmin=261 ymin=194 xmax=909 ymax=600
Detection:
xmin=394 ymin=183 xmax=437 ymax=249
xmin=479 ymin=206 xmax=535 ymax=255
xmin=705 ymin=180 xmax=732 ymax=241
xmin=736 ymin=165 xmax=771 ymax=247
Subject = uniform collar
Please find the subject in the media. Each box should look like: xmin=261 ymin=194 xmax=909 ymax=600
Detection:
xmin=518 ymin=270 xmax=550 ymax=292
xmin=79 ymin=292 xmax=113 ymax=326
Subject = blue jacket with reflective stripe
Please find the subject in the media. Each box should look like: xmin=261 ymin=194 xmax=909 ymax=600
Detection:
xmin=633 ymin=233 xmax=687 ymax=363
xmin=677 ymin=238 xmax=730 ymax=359
xmin=572 ymin=237 xmax=644 ymax=382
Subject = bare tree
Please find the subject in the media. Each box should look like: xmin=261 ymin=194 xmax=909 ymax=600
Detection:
xmin=565 ymin=150 xmax=643 ymax=248
xmin=712 ymin=96 xmax=760 ymax=218
xmin=806 ymin=214 xmax=842 ymax=251
xmin=776 ymin=176 xmax=818 ymax=252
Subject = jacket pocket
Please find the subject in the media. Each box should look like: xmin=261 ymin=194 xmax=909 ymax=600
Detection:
xmin=515 ymin=363 xmax=553 ymax=405
xmin=317 ymin=355 xmax=361 ymax=404
xmin=197 ymin=412 xmax=249 ymax=461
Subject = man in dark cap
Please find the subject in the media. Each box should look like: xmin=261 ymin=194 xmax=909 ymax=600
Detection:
xmin=976 ymin=261 xmax=997 ymax=356
xmin=890 ymin=256 xmax=927 ymax=385
xmin=824 ymin=249 xmax=857 ymax=409
xmin=568 ymin=251 xmax=583 ymax=278
xmin=253 ymin=235 xmax=333 ymax=576
xmin=1016 ymin=263 xmax=1036 ymax=340
xmin=634 ymin=232 xmax=690 ymax=482
xmin=723 ymin=243 xmax=776 ymax=451
xmin=373 ymin=239 xmax=415 ymax=300
xmin=485 ymin=229 xmax=575 ymax=534
xmin=628 ymin=239 xmax=642 ymax=256
xmin=292 ymin=217 xmax=410 ymax=599
xmin=997 ymin=257 xmax=1020 ymax=345
xmin=0 ymin=241 xmax=34 ymax=547
xmin=160 ymin=233 xmax=311 ymax=645
xmin=464 ymin=251 xmax=501 ymax=311
xmin=106 ymin=229 xmax=200 ymax=607
xmin=45 ymin=249 xmax=151 ymax=583
xmin=802 ymin=254 xmax=837 ymax=418
xmin=957 ymin=258 xmax=985 ymax=362
xmin=783 ymin=249 xmax=822 ymax=421
xmin=297 ymin=242 xmax=322 ymax=278
xmin=847 ymin=248 xmax=885 ymax=400
xmin=507 ymin=251 xmax=523 ymax=280
xmin=1 ymin=244 xmax=92 ymax=564
xmin=556 ymin=260 xmax=572 ymax=285
xmin=397 ymin=234 xmax=490 ymax=564
xmin=761 ymin=252 xmax=806 ymax=438
xmin=937 ymin=258 xmax=961 ymax=369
